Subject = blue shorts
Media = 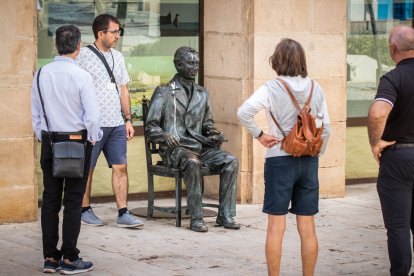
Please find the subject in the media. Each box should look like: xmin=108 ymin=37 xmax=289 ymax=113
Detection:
xmin=263 ymin=156 xmax=319 ymax=216
xmin=90 ymin=125 xmax=127 ymax=169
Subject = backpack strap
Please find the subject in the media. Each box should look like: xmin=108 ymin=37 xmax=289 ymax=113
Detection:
xmin=304 ymin=80 xmax=315 ymax=111
xmin=269 ymin=111 xmax=286 ymax=139
xmin=277 ymin=78 xmax=314 ymax=112
xmin=270 ymin=78 xmax=315 ymax=138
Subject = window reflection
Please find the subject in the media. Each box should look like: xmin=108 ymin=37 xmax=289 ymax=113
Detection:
xmin=346 ymin=0 xmax=413 ymax=181
xmin=37 ymin=0 xmax=200 ymax=124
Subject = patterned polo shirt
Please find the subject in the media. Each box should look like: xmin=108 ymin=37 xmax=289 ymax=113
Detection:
xmin=76 ymin=45 xmax=130 ymax=127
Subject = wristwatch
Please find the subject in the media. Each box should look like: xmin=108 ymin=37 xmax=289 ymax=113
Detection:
xmin=124 ymin=118 xmax=133 ymax=123
xmin=255 ymin=130 xmax=264 ymax=139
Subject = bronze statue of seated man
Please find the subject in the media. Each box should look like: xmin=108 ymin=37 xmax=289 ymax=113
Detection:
xmin=145 ymin=46 xmax=240 ymax=232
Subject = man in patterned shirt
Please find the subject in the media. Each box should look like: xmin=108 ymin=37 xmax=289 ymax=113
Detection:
xmin=76 ymin=14 xmax=143 ymax=228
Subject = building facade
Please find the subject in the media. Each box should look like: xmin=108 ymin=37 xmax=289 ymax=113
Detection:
xmin=1 ymin=0 xmax=349 ymax=223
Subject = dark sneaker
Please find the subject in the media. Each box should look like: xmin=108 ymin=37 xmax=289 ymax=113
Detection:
xmin=81 ymin=209 xmax=103 ymax=226
xmin=117 ymin=211 xmax=144 ymax=228
xmin=43 ymin=259 xmax=61 ymax=273
xmin=60 ymin=258 xmax=93 ymax=275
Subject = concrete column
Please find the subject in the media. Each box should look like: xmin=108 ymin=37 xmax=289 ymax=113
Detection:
xmin=203 ymin=0 xmax=347 ymax=203
xmin=0 ymin=0 xmax=38 ymax=222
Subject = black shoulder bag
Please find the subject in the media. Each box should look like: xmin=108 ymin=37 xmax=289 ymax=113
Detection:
xmin=36 ymin=68 xmax=86 ymax=178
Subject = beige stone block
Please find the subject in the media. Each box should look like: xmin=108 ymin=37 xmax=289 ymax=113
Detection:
xmin=320 ymin=121 xmax=346 ymax=168
xmin=205 ymin=77 xmax=253 ymax=102
xmin=0 ymin=138 xmax=36 ymax=185
xmin=319 ymin=166 xmax=346 ymax=198
xmin=238 ymin=128 xmax=253 ymax=173
xmin=254 ymin=0 xmax=312 ymax=33
xmin=314 ymin=77 xmax=347 ymax=122
xmin=312 ymin=0 xmax=347 ymax=34
xmin=235 ymin=140 xmax=266 ymax=204
xmin=253 ymin=79 xmax=267 ymax=93
xmin=0 ymin=88 xmax=33 ymax=138
xmin=253 ymin=33 xmax=347 ymax=80
xmin=252 ymin=139 xmax=266 ymax=164
xmin=0 ymin=137 xmax=37 ymax=223
xmin=1 ymin=0 xmax=36 ymax=37
xmin=215 ymin=123 xmax=243 ymax=160
xmin=204 ymin=0 xmax=249 ymax=34
xmin=203 ymin=175 xmax=220 ymax=199
xmin=305 ymin=34 xmax=347 ymax=78
xmin=253 ymin=34 xmax=282 ymax=81
xmin=254 ymin=34 xmax=325 ymax=81
xmin=0 ymin=37 xmax=36 ymax=89
xmin=204 ymin=33 xmax=247 ymax=79
xmin=204 ymin=78 xmax=246 ymax=124
xmin=238 ymin=171 xmax=252 ymax=203
xmin=251 ymin=162 xmax=265 ymax=204
xmin=0 ymin=185 xmax=37 ymax=223
xmin=251 ymin=140 xmax=267 ymax=204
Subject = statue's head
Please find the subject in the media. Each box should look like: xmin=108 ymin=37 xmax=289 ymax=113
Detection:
xmin=173 ymin=46 xmax=199 ymax=81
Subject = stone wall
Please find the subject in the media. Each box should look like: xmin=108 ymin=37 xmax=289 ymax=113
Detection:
xmin=0 ymin=0 xmax=348 ymax=223
xmin=203 ymin=0 xmax=347 ymax=203
xmin=0 ymin=0 xmax=38 ymax=222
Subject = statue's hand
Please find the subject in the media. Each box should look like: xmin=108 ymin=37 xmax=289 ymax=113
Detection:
xmin=207 ymin=129 xmax=225 ymax=144
xmin=163 ymin=132 xmax=180 ymax=148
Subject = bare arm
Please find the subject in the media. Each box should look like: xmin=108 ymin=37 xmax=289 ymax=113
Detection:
xmin=367 ymin=100 xmax=395 ymax=163
xmin=257 ymin=133 xmax=282 ymax=148
xmin=120 ymin=84 xmax=134 ymax=140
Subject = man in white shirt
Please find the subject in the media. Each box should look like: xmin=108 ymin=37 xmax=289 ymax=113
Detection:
xmin=32 ymin=24 xmax=100 ymax=274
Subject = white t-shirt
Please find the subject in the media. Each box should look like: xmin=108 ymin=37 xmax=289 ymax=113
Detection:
xmin=76 ymin=45 xmax=130 ymax=127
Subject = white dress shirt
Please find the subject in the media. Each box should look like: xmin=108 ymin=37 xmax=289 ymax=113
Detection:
xmin=31 ymin=56 xmax=102 ymax=142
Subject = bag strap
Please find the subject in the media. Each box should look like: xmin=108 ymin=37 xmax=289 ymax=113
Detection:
xmin=36 ymin=67 xmax=53 ymax=146
xmin=270 ymin=78 xmax=315 ymax=138
xmin=86 ymin=44 xmax=119 ymax=92
xmin=269 ymin=111 xmax=286 ymax=139
xmin=277 ymin=78 xmax=314 ymax=112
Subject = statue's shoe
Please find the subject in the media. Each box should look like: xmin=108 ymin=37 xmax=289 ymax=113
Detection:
xmin=216 ymin=216 xmax=241 ymax=230
xmin=190 ymin=219 xmax=208 ymax=232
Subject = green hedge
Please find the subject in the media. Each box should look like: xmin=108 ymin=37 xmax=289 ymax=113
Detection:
xmin=347 ymin=35 xmax=394 ymax=67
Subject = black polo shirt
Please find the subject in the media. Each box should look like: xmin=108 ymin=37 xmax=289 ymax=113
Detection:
xmin=375 ymin=57 xmax=414 ymax=143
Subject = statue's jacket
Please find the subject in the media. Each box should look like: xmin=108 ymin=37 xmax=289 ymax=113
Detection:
xmin=145 ymin=74 xmax=217 ymax=163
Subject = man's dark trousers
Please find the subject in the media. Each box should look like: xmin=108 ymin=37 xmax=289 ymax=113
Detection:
xmin=40 ymin=132 xmax=92 ymax=261
xmin=377 ymin=147 xmax=414 ymax=276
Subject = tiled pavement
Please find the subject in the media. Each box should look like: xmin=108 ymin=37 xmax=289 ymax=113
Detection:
xmin=0 ymin=183 xmax=401 ymax=275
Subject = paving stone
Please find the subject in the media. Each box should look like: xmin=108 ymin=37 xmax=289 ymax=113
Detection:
xmin=0 ymin=184 xmax=408 ymax=275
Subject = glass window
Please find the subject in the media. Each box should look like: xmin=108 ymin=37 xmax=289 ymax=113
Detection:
xmin=346 ymin=0 xmax=413 ymax=181
xmin=37 ymin=0 xmax=200 ymax=125
xmin=36 ymin=0 xmax=200 ymax=198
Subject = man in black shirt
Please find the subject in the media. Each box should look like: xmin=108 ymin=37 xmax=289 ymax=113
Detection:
xmin=368 ymin=25 xmax=414 ymax=275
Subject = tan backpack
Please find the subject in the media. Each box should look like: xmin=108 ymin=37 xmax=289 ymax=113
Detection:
xmin=270 ymin=78 xmax=323 ymax=157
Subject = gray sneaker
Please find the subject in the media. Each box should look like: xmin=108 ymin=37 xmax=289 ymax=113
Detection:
xmin=117 ymin=210 xmax=144 ymax=228
xmin=81 ymin=209 xmax=103 ymax=226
